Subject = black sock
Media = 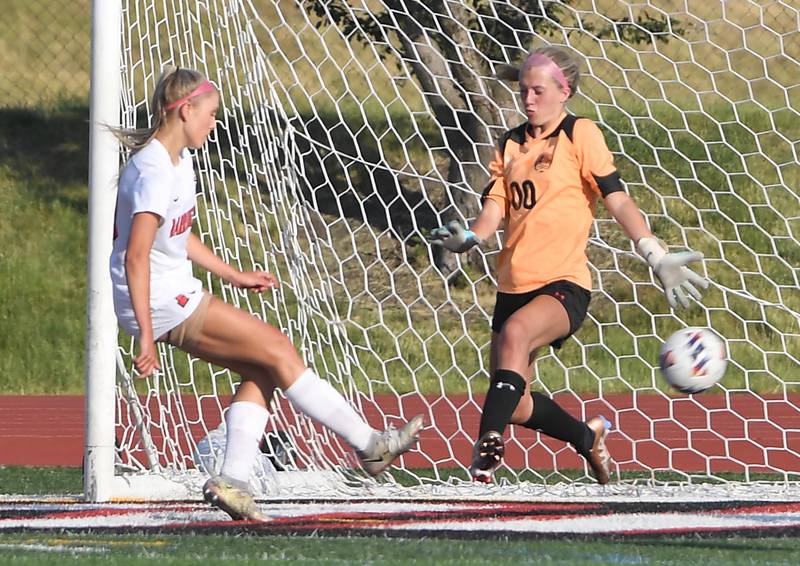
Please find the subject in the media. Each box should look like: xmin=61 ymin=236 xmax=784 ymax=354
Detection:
xmin=523 ymin=392 xmax=594 ymax=456
xmin=478 ymin=369 xmax=526 ymax=437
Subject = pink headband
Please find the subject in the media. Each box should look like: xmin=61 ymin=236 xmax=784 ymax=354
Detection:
xmin=164 ymin=80 xmax=216 ymax=111
xmin=524 ymin=53 xmax=570 ymax=94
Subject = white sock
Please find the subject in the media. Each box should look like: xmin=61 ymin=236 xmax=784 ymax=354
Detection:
xmin=219 ymin=401 xmax=270 ymax=483
xmin=283 ymin=369 xmax=375 ymax=451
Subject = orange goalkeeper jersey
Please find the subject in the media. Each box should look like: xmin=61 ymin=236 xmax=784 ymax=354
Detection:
xmin=482 ymin=112 xmax=624 ymax=293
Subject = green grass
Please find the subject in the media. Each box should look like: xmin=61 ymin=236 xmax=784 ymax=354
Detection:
xmin=2 ymin=93 xmax=798 ymax=397
xmin=1 ymin=1 xmax=798 ymax=397
xmin=0 ymin=466 xmax=82 ymax=496
xmin=0 ymin=1 xmax=89 ymax=106
xmin=0 ymin=101 xmax=89 ymax=394
xmin=0 ymin=532 xmax=798 ymax=565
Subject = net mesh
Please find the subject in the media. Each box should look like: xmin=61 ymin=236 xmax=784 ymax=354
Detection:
xmin=113 ymin=0 xmax=800 ymax=497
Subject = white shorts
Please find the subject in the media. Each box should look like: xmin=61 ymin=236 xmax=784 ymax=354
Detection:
xmin=113 ymin=281 xmax=204 ymax=339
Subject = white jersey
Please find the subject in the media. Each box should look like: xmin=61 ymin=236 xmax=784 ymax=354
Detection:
xmin=110 ymin=139 xmax=204 ymax=339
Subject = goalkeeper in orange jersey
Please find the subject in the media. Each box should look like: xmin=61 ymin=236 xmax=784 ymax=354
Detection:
xmin=428 ymin=46 xmax=708 ymax=483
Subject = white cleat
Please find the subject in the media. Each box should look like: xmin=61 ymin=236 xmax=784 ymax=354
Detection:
xmin=202 ymin=475 xmax=270 ymax=522
xmin=357 ymin=414 xmax=425 ymax=476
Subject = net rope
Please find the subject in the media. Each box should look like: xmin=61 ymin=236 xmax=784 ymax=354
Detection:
xmin=112 ymin=0 xmax=800 ymax=498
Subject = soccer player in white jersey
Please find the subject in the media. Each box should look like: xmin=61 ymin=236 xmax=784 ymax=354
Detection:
xmin=110 ymin=67 xmax=423 ymax=521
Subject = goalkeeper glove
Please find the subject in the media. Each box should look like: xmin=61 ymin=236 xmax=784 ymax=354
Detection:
xmin=427 ymin=221 xmax=482 ymax=253
xmin=637 ymin=237 xmax=709 ymax=309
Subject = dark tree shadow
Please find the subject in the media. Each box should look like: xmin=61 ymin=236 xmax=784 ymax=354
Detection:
xmin=1 ymin=99 xmax=446 ymax=243
xmin=289 ymin=112 xmax=443 ymax=241
xmin=0 ymin=100 xmax=90 ymax=213
xmin=209 ymin=108 xmax=446 ymax=244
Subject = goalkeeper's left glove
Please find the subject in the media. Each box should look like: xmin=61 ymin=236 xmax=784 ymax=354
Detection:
xmin=637 ymin=237 xmax=709 ymax=309
xmin=427 ymin=221 xmax=482 ymax=253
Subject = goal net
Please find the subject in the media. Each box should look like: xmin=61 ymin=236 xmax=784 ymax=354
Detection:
xmin=99 ymin=0 xmax=800 ymax=500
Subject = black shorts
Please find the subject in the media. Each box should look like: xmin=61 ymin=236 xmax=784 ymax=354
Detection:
xmin=491 ymin=280 xmax=591 ymax=349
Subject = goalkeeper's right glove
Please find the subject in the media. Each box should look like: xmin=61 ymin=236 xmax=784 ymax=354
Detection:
xmin=427 ymin=220 xmax=482 ymax=253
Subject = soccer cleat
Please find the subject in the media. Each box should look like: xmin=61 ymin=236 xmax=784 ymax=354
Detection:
xmin=202 ymin=475 xmax=270 ymax=522
xmin=357 ymin=414 xmax=425 ymax=476
xmin=469 ymin=430 xmax=505 ymax=483
xmin=584 ymin=416 xmax=613 ymax=485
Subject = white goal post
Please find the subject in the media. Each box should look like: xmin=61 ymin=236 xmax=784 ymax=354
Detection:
xmin=86 ymin=0 xmax=800 ymax=502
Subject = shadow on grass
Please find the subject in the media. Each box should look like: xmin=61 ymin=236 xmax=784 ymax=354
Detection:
xmin=0 ymin=99 xmax=90 ymax=213
xmin=0 ymin=97 xmax=449 ymax=241
xmin=206 ymin=108 xmax=447 ymax=243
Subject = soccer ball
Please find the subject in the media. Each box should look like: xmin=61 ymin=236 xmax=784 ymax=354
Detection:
xmin=659 ymin=328 xmax=727 ymax=394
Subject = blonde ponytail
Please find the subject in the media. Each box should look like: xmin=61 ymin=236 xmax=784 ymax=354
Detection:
xmin=110 ymin=66 xmax=207 ymax=153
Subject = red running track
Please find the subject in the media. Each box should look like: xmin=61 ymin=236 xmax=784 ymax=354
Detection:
xmin=2 ymin=393 xmax=799 ymax=473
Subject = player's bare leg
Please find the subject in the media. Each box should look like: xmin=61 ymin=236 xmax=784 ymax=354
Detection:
xmin=186 ymin=296 xmax=422 ymax=519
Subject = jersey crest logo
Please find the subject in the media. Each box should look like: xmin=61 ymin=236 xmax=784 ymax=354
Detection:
xmin=534 ymin=149 xmax=555 ymax=171
xmin=175 ymin=294 xmax=189 ymax=308
xmin=534 ymin=137 xmax=559 ymax=171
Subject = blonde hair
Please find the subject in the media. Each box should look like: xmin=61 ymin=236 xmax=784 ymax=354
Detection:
xmin=497 ymin=46 xmax=583 ymax=99
xmin=111 ymin=66 xmax=208 ymax=152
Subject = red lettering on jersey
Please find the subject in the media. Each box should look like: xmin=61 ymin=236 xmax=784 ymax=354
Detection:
xmin=169 ymin=207 xmax=195 ymax=237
